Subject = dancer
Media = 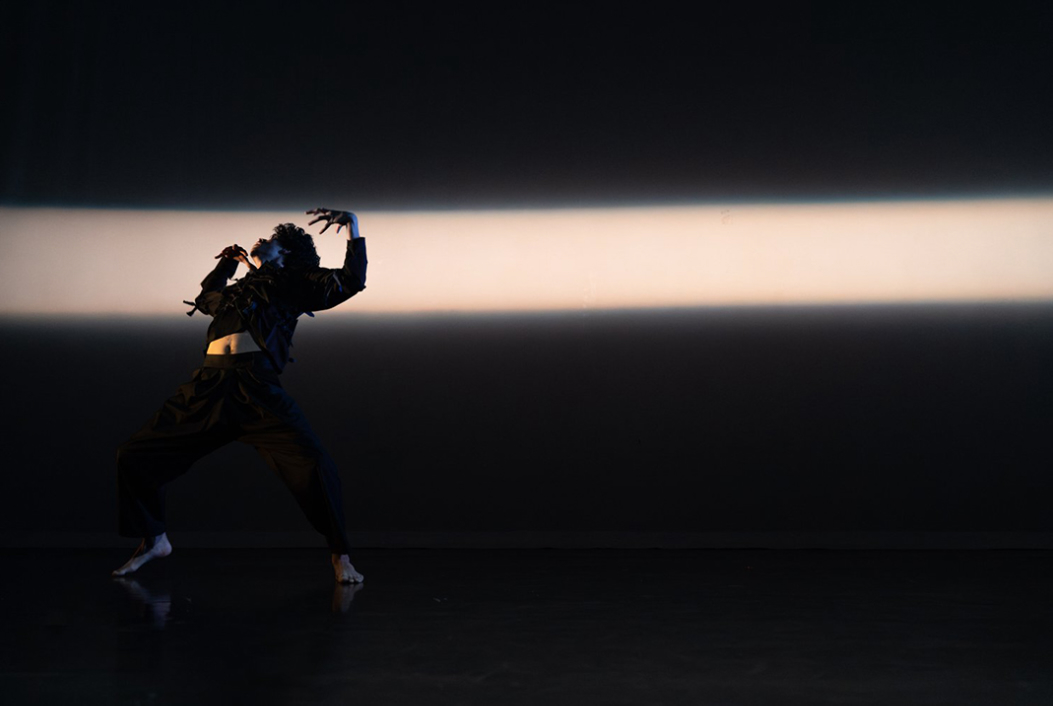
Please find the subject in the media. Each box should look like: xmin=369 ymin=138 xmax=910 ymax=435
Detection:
xmin=112 ymin=208 xmax=368 ymax=583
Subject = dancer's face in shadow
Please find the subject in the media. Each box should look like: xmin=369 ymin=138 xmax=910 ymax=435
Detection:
xmin=250 ymin=234 xmax=289 ymax=268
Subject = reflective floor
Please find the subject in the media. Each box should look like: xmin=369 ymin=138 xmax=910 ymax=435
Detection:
xmin=2 ymin=548 xmax=1050 ymax=705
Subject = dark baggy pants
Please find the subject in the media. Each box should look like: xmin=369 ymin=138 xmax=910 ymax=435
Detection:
xmin=116 ymin=352 xmax=352 ymax=555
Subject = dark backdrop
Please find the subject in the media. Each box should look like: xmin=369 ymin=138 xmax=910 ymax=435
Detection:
xmin=2 ymin=305 xmax=1051 ymax=547
xmin=2 ymin=3 xmax=1052 ymax=547
xmin=3 ymin=2 xmax=1052 ymax=209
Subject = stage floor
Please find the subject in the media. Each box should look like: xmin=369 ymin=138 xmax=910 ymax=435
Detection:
xmin=2 ymin=548 xmax=1050 ymax=705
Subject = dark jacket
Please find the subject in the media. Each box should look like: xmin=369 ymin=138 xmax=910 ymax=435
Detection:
xmin=187 ymin=237 xmax=368 ymax=373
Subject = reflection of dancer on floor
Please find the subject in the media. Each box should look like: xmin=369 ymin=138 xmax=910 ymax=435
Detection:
xmin=112 ymin=208 xmax=368 ymax=584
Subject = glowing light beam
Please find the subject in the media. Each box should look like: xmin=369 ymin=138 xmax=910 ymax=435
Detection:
xmin=1 ymin=198 xmax=1051 ymax=316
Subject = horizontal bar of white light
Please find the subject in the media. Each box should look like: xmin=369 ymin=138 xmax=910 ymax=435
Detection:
xmin=1 ymin=198 xmax=1052 ymax=316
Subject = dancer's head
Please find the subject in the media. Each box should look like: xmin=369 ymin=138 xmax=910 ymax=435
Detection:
xmin=251 ymin=223 xmax=320 ymax=271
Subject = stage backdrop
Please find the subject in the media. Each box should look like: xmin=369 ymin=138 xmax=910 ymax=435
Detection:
xmin=2 ymin=305 xmax=1052 ymax=549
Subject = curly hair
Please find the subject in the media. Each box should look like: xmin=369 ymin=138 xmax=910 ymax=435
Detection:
xmin=272 ymin=223 xmax=320 ymax=271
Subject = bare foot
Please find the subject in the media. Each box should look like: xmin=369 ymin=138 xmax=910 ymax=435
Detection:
xmin=112 ymin=533 xmax=172 ymax=577
xmin=331 ymin=553 xmax=364 ymax=584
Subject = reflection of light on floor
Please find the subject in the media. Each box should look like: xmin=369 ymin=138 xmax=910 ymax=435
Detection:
xmin=1 ymin=198 xmax=1052 ymax=315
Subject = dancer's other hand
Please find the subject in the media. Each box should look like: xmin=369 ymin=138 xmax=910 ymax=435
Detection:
xmin=306 ymin=207 xmax=358 ymax=236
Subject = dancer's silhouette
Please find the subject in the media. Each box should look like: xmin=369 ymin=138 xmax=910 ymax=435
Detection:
xmin=113 ymin=208 xmax=367 ymax=584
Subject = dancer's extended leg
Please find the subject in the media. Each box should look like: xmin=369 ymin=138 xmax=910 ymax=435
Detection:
xmin=113 ymin=367 xmax=236 ymax=577
xmin=239 ymin=387 xmax=361 ymax=583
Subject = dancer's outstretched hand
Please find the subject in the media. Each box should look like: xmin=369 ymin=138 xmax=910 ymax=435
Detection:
xmin=306 ymin=207 xmax=357 ymax=235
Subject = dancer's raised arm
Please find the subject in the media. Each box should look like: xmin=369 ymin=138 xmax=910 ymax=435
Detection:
xmin=191 ymin=244 xmax=249 ymax=316
xmin=297 ymin=208 xmax=368 ymax=312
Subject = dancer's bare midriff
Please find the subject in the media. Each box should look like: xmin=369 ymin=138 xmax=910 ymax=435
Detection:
xmin=206 ymin=332 xmax=261 ymax=355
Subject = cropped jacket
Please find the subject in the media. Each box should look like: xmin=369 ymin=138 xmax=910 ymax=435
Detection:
xmin=186 ymin=237 xmax=367 ymax=373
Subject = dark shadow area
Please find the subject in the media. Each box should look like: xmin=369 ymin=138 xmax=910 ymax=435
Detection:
xmin=1 ymin=302 xmax=1051 ymax=545
xmin=0 ymin=547 xmax=1050 ymax=705
xmin=3 ymin=4 xmax=1052 ymax=209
